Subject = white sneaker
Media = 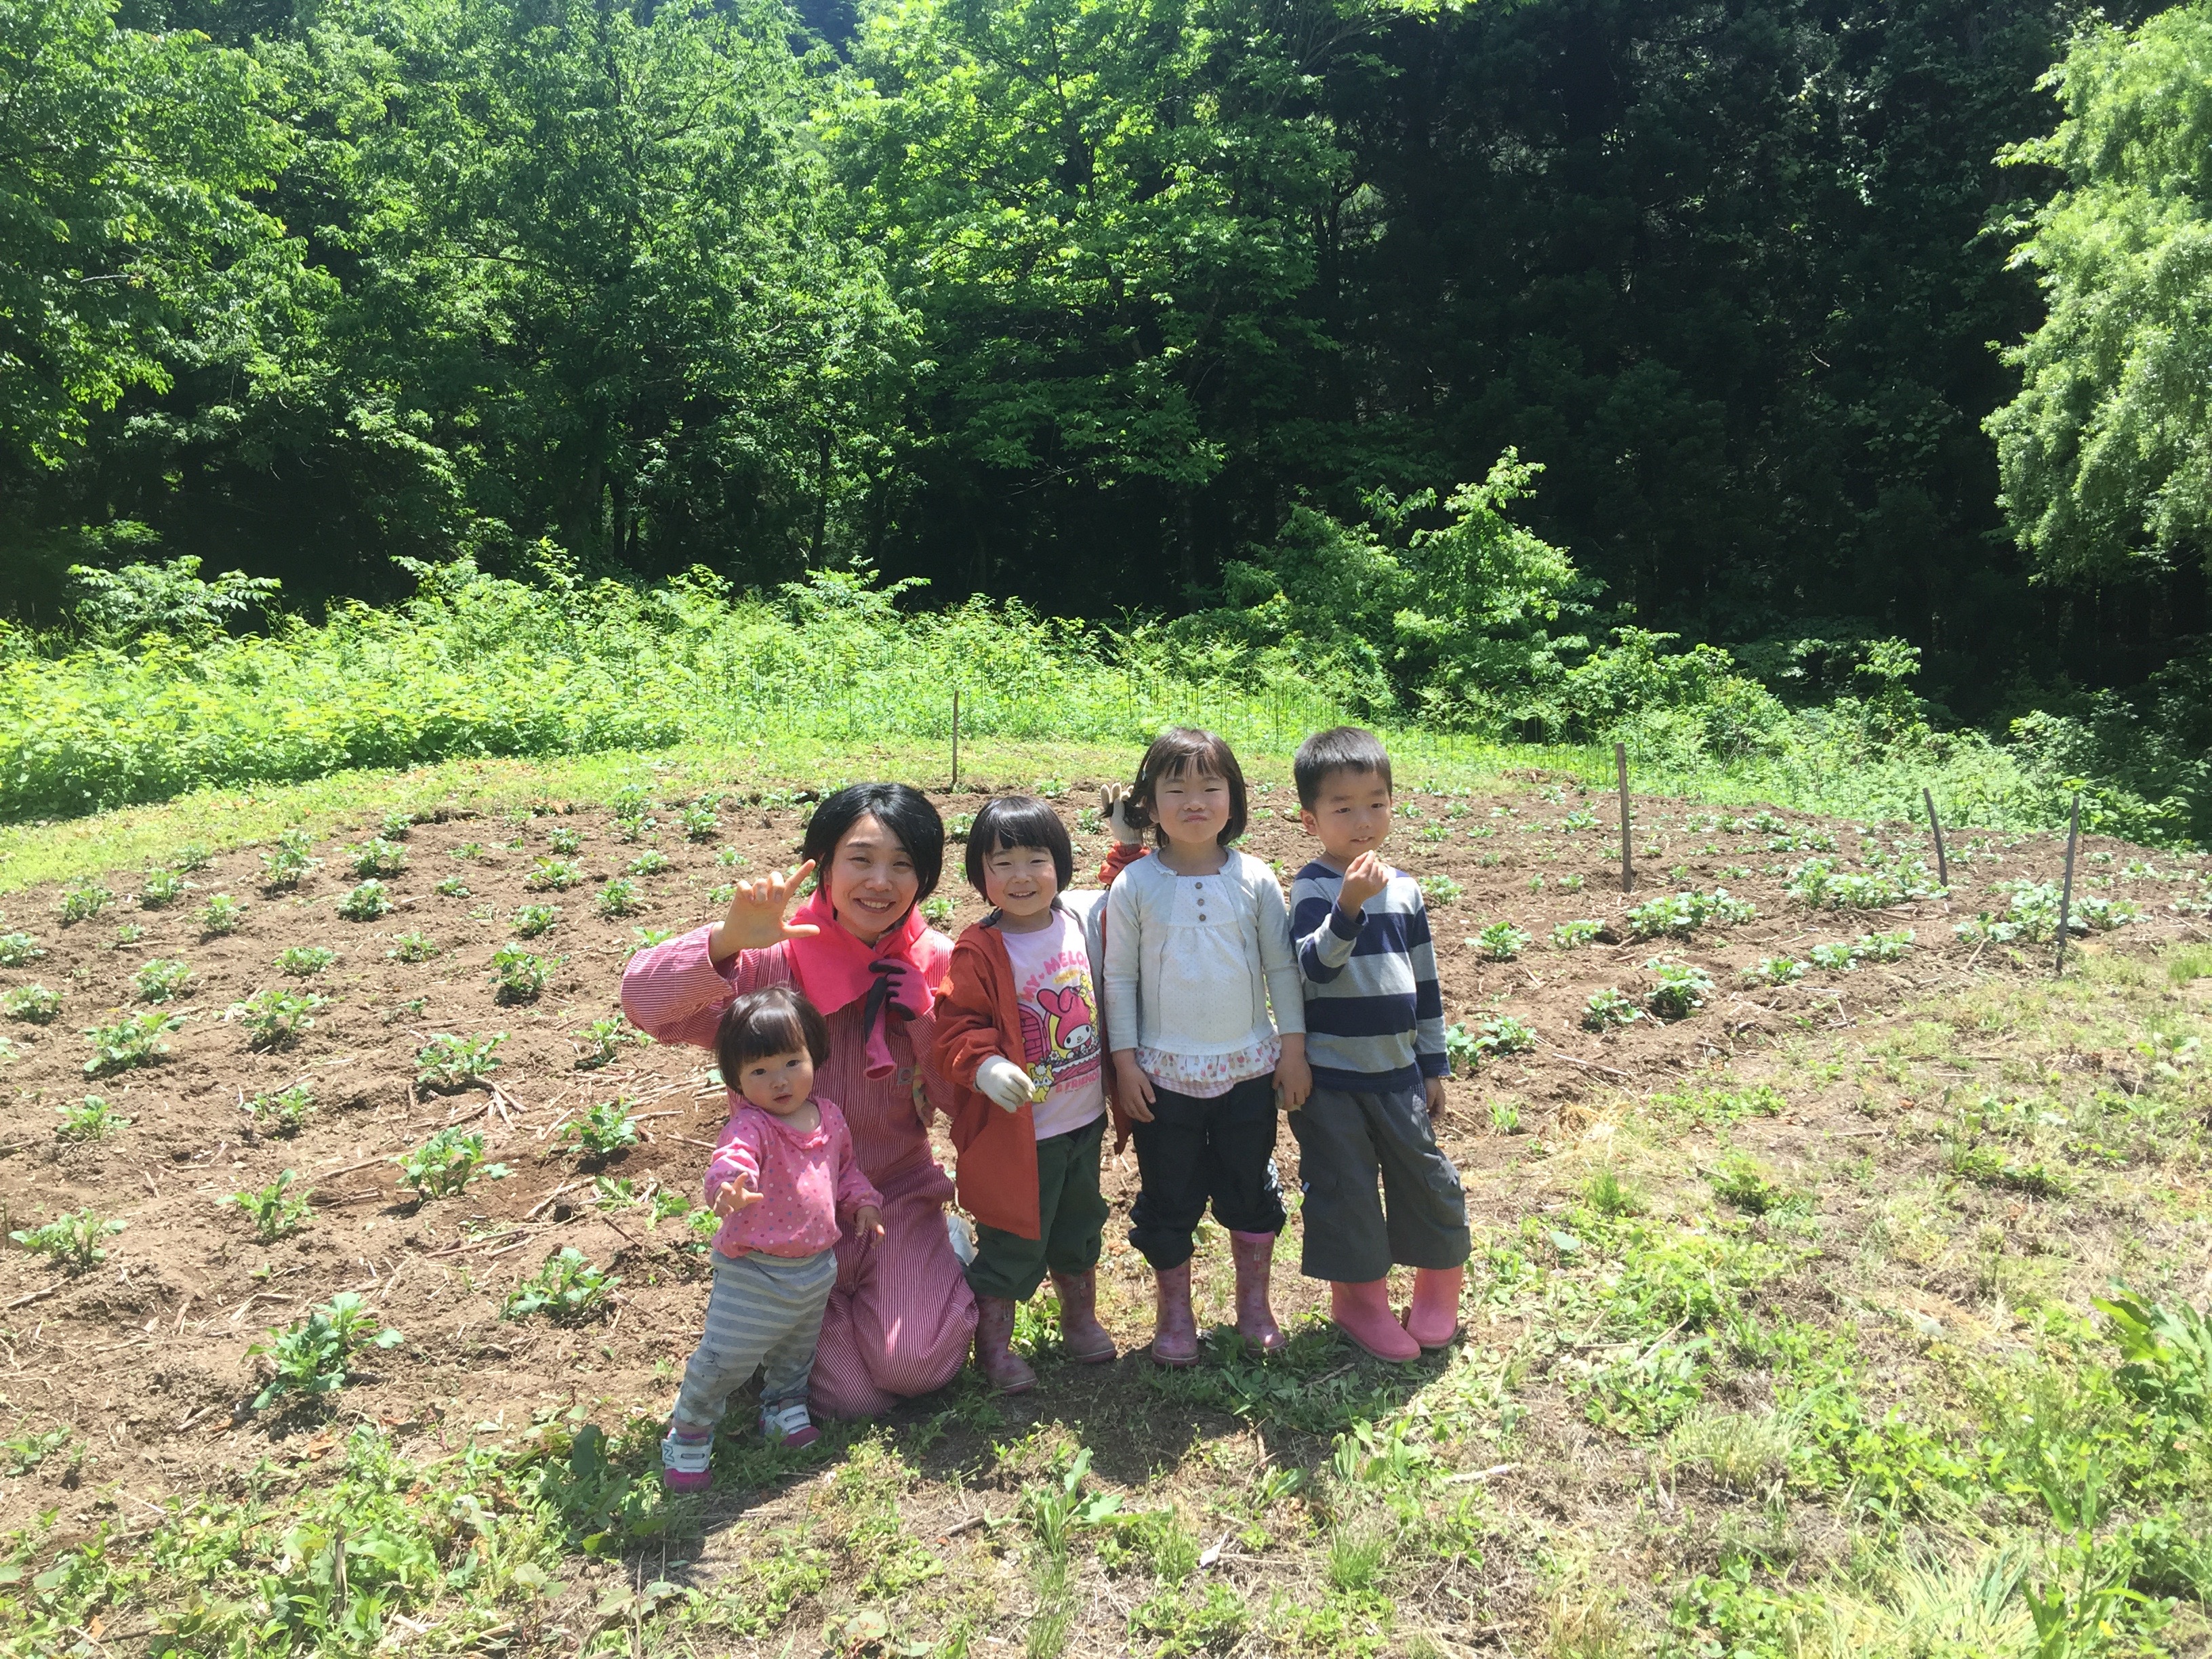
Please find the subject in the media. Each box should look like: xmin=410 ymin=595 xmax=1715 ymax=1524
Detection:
xmin=660 ymin=1427 xmax=712 ymax=1492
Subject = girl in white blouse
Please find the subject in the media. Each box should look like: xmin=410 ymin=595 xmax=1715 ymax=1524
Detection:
xmin=1104 ymin=728 xmax=1309 ymax=1366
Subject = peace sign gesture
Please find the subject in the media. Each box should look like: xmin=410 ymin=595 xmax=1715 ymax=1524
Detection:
xmin=708 ymin=860 xmax=821 ymax=963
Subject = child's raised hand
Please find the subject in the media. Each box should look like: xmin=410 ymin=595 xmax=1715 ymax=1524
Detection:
xmin=709 ymin=860 xmax=821 ymax=961
xmin=710 ymin=1171 xmax=764 ymax=1217
xmin=1337 ymin=850 xmax=1391 ymax=918
xmin=1101 ymin=783 xmax=1145 ymax=847
xmin=854 ymin=1204 xmax=884 ymax=1244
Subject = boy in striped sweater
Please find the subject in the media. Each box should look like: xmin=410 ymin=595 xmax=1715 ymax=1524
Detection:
xmin=1288 ymin=726 xmax=1471 ymax=1361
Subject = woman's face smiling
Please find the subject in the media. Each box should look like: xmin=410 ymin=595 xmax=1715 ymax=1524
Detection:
xmin=825 ymin=811 xmax=920 ymax=943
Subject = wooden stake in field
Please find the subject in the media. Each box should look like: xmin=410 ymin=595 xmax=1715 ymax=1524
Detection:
xmin=2054 ymin=791 xmax=2081 ymax=977
xmin=1923 ymin=787 xmax=1949 ymax=890
xmin=1615 ymin=741 xmax=1634 ymax=894
xmin=950 ymin=686 xmax=960 ymax=794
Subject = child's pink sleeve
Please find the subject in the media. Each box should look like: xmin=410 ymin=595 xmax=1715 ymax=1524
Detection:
xmin=621 ymin=927 xmax=790 ymax=1052
xmin=826 ymin=1107 xmax=884 ymax=1219
xmin=705 ymin=1111 xmax=762 ymax=1204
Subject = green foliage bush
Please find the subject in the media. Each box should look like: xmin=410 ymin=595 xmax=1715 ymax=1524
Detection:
xmin=503 ymin=1248 xmax=620 ymax=1324
xmin=250 ymin=1293 xmax=402 ymax=1410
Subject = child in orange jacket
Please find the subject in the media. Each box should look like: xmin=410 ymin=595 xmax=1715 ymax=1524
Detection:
xmin=933 ymin=796 xmax=1120 ymax=1391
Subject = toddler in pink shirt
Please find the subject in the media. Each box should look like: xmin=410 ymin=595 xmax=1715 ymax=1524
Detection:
xmin=663 ymin=985 xmax=883 ymax=1492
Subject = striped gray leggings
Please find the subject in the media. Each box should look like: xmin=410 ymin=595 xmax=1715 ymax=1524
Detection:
xmin=674 ymin=1246 xmax=838 ymax=1429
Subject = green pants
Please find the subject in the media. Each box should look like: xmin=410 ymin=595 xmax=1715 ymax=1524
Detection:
xmin=966 ymin=1115 xmax=1109 ymax=1302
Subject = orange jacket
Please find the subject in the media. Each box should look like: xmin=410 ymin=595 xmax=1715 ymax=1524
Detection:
xmin=933 ymin=917 xmax=1124 ymax=1240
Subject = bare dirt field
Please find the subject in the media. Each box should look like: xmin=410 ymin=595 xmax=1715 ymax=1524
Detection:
xmin=1 ymin=772 xmax=2200 ymax=1654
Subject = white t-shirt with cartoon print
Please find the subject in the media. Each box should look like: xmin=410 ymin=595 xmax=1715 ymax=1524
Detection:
xmin=998 ymin=910 xmax=1107 ymax=1141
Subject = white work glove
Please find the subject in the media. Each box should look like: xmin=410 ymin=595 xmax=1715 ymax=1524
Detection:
xmin=976 ymin=1055 xmax=1036 ymax=1113
xmin=1101 ymin=782 xmax=1145 ymax=846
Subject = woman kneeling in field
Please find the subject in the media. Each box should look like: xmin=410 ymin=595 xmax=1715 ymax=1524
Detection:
xmin=623 ymin=783 xmax=976 ymax=1418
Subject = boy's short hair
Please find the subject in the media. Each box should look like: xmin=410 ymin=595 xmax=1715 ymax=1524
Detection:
xmin=716 ymin=984 xmax=830 ymax=1088
xmin=964 ymin=795 xmax=1073 ymax=898
xmin=1128 ymin=726 xmax=1248 ymax=847
xmin=1294 ymin=726 xmax=1394 ymax=810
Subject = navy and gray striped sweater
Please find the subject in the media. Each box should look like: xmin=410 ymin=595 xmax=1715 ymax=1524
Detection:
xmin=1289 ymin=860 xmax=1448 ymax=1092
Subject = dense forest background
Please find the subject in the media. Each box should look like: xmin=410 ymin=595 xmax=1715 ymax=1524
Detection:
xmin=5 ymin=0 xmax=2209 ymax=819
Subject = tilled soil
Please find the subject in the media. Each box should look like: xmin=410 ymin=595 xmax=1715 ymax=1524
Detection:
xmin=0 ymin=773 xmax=2194 ymax=1544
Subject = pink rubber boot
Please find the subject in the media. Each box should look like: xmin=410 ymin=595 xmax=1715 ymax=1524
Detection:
xmin=972 ymin=1295 xmax=1038 ymax=1394
xmin=1050 ymin=1269 xmax=1118 ymax=1363
xmin=1229 ymin=1231 xmax=1286 ymax=1354
xmin=1149 ymin=1260 xmax=1200 ymax=1367
xmin=1330 ymin=1278 xmax=1419 ymax=1362
xmin=1404 ymin=1266 xmax=1465 ymax=1351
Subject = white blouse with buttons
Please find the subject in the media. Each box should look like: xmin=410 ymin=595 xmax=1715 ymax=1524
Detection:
xmin=1103 ymin=849 xmax=1304 ymax=1098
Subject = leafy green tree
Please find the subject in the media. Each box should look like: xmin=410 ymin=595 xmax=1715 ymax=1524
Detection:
xmin=1989 ymin=1 xmax=2212 ymax=583
xmin=0 ymin=0 xmax=300 ymax=470
xmin=836 ymin=0 xmax=1367 ymax=604
xmin=280 ymin=0 xmax=907 ymax=574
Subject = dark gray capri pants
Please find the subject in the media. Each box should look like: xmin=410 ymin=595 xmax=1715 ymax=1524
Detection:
xmin=1289 ymin=1082 xmax=1470 ymax=1284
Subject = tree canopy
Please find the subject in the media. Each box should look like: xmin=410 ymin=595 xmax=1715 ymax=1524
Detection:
xmin=1 ymin=0 xmax=2205 ymax=799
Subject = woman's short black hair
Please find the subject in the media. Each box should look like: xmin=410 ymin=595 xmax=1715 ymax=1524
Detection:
xmin=964 ymin=795 xmax=1073 ymax=897
xmin=716 ymin=985 xmax=830 ymax=1089
xmin=1127 ymin=726 xmax=1247 ymax=848
xmin=800 ymin=782 xmax=944 ymax=903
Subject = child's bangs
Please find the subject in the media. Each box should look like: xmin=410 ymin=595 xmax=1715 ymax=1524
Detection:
xmin=964 ymin=794 xmax=1073 ymax=894
xmin=1147 ymin=730 xmax=1234 ymax=785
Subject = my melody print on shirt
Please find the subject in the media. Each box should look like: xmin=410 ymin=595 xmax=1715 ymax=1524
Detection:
xmin=999 ymin=911 xmax=1107 ymax=1140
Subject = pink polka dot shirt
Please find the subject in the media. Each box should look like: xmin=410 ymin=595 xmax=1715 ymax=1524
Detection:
xmin=705 ymin=1095 xmax=884 ymax=1260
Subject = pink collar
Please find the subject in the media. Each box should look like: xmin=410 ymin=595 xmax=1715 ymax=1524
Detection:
xmin=783 ymin=888 xmax=943 ymax=1017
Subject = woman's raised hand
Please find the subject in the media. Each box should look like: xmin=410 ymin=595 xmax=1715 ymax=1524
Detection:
xmin=708 ymin=859 xmax=821 ymax=962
